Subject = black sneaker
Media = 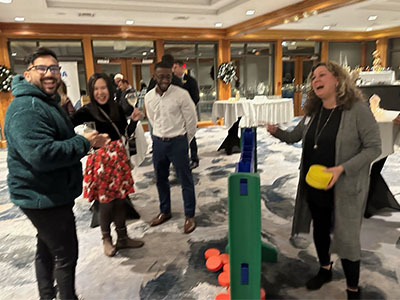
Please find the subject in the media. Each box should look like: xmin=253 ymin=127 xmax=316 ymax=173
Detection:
xmin=306 ymin=263 xmax=333 ymax=290
xmin=347 ymin=288 xmax=361 ymax=299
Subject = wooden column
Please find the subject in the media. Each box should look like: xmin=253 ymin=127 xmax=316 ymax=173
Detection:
xmin=155 ymin=40 xmax=164 ymax=63
xmin=217 ymin=39 xmax=231 ymax=100
xmin=274 ymin=40 xmax=282 ymax=96
xmin=82 ymin=36 xmax=95 ymax=81
xmin=135 ymin=65 xmax=142 ymax=90
xmin=0 ymin=35 xmax=12 ymax=147
xmin=376 ymin=38 xmax=388 ymax=67
xmin=320 ymin=41 xmax=329 ymax=62
xmin=360 ymin=42 xmax=367 ymax=68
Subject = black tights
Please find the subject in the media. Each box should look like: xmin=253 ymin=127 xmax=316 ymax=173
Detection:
xmin=307 ymin=187 xmax=360 ymax=288
xmin=99 ymin=198 xmax=126 ymax=233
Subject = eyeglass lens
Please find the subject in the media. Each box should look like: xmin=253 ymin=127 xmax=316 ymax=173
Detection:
xmin=29 ymin=65 xmax=61 ymax=74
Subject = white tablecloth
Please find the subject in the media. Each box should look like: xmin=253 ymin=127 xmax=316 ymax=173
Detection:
xmin=376 ymin=110 xmax=400 ymax=161
xmin=211 ymin=98 xmax=294 ymax=128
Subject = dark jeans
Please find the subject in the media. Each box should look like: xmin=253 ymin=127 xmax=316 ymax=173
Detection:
xmin=21 ymin=204 xmax=78 ymax=300
xmin=307 ymin=186 xmax=360 ymax=288
xmin=152 ymin=135 xmax=196 ymax=217
xmin=189 ymin=136 xmax=199 ymax=163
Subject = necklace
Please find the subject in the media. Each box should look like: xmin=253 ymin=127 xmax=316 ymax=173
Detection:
xmin=313 ymin=106 xmax=336 ymax=150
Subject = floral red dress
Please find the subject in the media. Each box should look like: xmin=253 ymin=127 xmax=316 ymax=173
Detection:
xmin=83 ymin=139 xmax=134 ymax=203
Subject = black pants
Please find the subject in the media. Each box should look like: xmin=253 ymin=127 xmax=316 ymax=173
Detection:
xmin=307 ymin=186 xmax=360 ymax=288
xmin=99 ymin=198 xmax=126 ymax=233
xmin=21 ymin=204 xmax=78 ymax=300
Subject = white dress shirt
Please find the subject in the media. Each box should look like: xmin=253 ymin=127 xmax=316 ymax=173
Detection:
xmin=145 ymin=84 xmax=198 ymax=142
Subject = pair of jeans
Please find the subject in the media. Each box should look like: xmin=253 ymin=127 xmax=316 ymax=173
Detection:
xmin=21 ymin=203 xmax=78 ymax=300
xmin=152 ymin=135 xmax=196 ymax=217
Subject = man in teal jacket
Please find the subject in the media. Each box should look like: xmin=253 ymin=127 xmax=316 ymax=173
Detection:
xmin=4 ymin=47 xmax=109 ymax=300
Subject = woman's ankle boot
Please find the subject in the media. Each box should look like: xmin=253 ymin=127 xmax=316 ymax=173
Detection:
xmin=306 ymin=262 xmax=333 ymax=290
xmin=115 ymin=227 xmax=144 ymax=249
xmin=102 ymin=232 xmax=116 ymax=257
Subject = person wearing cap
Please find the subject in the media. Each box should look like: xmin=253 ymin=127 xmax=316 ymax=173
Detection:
xmin=266 ymin=61 xmax=381 ymax=299
xmin=113 ymin=73 xmax=124 ymax=103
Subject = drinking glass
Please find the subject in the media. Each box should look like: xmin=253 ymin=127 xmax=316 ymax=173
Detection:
xmin=83 ymin=122 xmax=96 ymax=133
xmin=126 ymin=91 xmax=138 ymax=107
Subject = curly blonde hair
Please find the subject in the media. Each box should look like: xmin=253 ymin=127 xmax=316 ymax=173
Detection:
xmin=303 ymin=61 xmax=365 ymax=116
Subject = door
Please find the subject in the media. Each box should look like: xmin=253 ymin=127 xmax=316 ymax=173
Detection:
xmin=283 ymin=57 xmax=315 ymax=116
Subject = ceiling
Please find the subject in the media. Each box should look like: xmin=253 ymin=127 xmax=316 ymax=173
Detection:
xmin=0 ymin=0 xmax=399 ymax=33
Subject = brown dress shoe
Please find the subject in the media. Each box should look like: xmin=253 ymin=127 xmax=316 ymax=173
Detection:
xmin=184 ymin=217 xmax=196 ymax=234
xmin=150 ymin=212 xmax=172 ymax=226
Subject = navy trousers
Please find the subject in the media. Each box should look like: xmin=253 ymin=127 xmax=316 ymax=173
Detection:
xmin=152 ymin=135 xmax=196 ymax=217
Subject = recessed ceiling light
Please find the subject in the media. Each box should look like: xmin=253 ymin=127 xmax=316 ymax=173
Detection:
xmin=150 ymin=49 xmax=154 ymax=53
xmin=281 ymin=41 xmax=288 ymax=46
xmin=126 ymin=20 xmax=134 ymax=25
xmin=302 ymin=12 xmax=309 ymax=18
xmin=368 ymin=15 xmax=377 ymax=21
xmin=366 ymin=27 xmax=373 ymax=32
xmin=291 ymin=41 xmax=296 ymax=45
xmin=11 ymin=52 xmax=17 ymax=56
xmin=142 ymin=51 xmax=147 ymax=56
xmin=215 ymin=22 xmax=223 ymax=28
xmin=14 ymin=17 xmax=25 ymax=22
xmin=246 ymin=9 xmax=255 ymax=16
xmin=0 ymin=0 xmax=12 ymax=3
xmin=293 ymin=15 xmax=299 ymax=22
xmin=312 ymin=10 xmax=318 ymax=16
xmin=323 ymin=25 xmax=331 ymax=30
xmin=283 ymin=19 xmax=290 ymax=24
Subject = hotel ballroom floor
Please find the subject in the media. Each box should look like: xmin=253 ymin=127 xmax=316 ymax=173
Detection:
xmin=1 ymin=119 xmax=400 ymax=300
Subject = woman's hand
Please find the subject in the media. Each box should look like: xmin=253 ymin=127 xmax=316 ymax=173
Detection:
xmin=131 ymin=108 xmax=142 ymax=121
xmin=266 ymin=123 xmax=278 ymax=135
xmin=83 ymin=131 xmax=110 ymax=148
xmin=324 ymin=165 xmax=344 ymax=190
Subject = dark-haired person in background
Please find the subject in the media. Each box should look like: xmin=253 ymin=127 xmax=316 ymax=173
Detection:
xmin=5 ymin=47 xmax=110 ymax=300
xmin=173 ymin=60 xmax=200 ymax=169
xmin=145 ymin=61 xmax=198 ymax=234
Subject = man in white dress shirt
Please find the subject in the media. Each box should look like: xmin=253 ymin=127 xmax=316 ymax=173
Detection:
xmin=145 ymin=61 xmax=198 ymax=234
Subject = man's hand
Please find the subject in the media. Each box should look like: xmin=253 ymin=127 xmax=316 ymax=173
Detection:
xmin=393 ymin=113 xmax=400 ymax=126
xmin=131 ymin=108 xmax=142 ymax=121
xmin=82 ymin=131 xmax=110 ymax=148
xmin=266 ymin=123 xmax=278 ymax=135
xmin=325 ymin=165 xmax=344 ymax=190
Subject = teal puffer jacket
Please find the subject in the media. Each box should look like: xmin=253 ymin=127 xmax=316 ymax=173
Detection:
xmin=4 ymin=75 xmax=90 ymax=209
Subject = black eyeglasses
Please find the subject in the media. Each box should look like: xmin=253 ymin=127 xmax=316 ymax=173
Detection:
xmin=27 ymin=65 xmax=61 ymax=75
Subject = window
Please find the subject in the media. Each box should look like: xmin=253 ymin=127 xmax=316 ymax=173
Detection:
xmin=8 ymin=39 xmax=87 ymax=105
xmin=165 ymin=42 xmax=218 ymax=121
xmin=230 ymin=42 xmax=274 ymax=98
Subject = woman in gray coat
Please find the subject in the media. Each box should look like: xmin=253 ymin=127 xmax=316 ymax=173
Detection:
xmin=267 ymin=61 xmax=381 ymax=299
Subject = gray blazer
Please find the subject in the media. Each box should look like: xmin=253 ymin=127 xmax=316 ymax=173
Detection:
xmin=274 ymin=101 xmax=381 ymax=261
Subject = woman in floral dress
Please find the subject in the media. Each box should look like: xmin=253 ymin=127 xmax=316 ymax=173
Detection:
xmin=71 ymin=73 xmax=144 ymax=257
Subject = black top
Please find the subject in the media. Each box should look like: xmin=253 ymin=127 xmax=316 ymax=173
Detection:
xmin=182 ymin=73 xmax=200 ymax=105
xmin=303 ymin=105 xmax=342 ymax=175
xmin=71 ymin=103 xmax=137 ymax=141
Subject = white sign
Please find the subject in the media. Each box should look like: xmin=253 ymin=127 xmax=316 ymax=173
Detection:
xmin=59 ymin=61 xmax=81 ymax=106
